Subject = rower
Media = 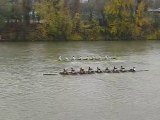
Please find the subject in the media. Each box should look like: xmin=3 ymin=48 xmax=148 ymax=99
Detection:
xmin=99 ymin=56 xmax=102 ymax=60
xmin=83 ymin=56 xmax=89 ymax=60
xmin=63 ymin=69 xmax=68 ymax=74
xmin=105 ymin=67 xmax=109 ymax=70
xmin=58 ymin=56 xmax=62 ymax=61
xmin=86 ymin=56 xmax=89 ymax=60
xmin=89 ymin=56 xmax=93 ymax=60
xmin=95 ymin=56 xmax=99 ymax=60
xmin=92 ymin=56 xmax=95 ymax=60
xmin=65 ymin=57 xmax=69 ymax=61
xmin=133 ymin=67 xmax=136 ymax=71
xmin=113 ymin=66 xmax=117 ymax=72
xmin=80 ymin=67 xmax=85 ymax=74
xmin=71 ymin=67 xmax=76 ymax=73
xmin=72 ymin=56 xmax=76 ymax=60
xmin=78 ymin=56 xmax=82 ymax=60
xmin=120 ymin=66 xmax=125 ymax=72
xmin=88 ymin=67 xmax=94 ymax=73
xmin=97 ymin=67 xmax=102 ymax=73
xmin=105 ymin=67 xmax=110 ymax=72
xmin=105 ymin=56 xmax=109 ymax=60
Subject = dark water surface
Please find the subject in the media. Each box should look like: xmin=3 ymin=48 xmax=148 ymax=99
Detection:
xmin=0 ymin=41 xmax=160 ymax=120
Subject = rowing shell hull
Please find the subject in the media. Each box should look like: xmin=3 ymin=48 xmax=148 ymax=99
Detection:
xmin=43 ymin=70 xmax=148 ymax=76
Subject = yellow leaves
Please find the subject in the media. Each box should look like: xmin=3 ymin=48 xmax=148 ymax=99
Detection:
xmin=103 ymin=0 xmax=151 ymax=39
xmin=136 ymin=1 xmax=145 ymax=17
xmin=109 ymin=22 xmax=117 ymax=34
xmin=35 ymin=0 xmax=74 ymax=40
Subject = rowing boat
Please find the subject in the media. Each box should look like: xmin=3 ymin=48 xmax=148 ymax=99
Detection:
xmin=43 ymin=70 xmax=149 ymax=76
xmin=58 ymin=56 xmax=117 ymax=62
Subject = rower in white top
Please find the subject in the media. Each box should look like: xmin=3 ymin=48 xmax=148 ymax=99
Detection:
xmin=65 ymin=57 xmax=69 ymax=61
xmin=99 ymin=56 xmax=102 ymax=60
xmin=72 ymin=56 xmax=76 ymax=60
xmin=104 ymin=56 xmax=109 ymax=60
xmin=58 ymin=56 xmax=62 ymax=61
xmin=83 ymin=56 xmax=89 ymax=60
xmin=78 ymin=56 xmax=82 ymax=60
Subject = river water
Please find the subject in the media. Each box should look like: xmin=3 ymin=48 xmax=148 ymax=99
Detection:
xmin=0 ymin=41 xmax=160 ymax=120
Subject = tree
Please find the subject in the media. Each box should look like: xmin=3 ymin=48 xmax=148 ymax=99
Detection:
xmin=35 ymin=0 xmax=72 ymax=40
xmin=103 ymin=0 xmax=151 ymax=40
xmin=81 ymin=17 xmax=101 ymax=40
xmin=0 ymin=15 xmax=5 ymax=32
xmin=134 ymin=1 xmax=151 ymax=39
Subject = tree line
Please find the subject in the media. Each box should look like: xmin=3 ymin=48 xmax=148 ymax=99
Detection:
xmin=0 ymin=0 xmax=160 ymax=41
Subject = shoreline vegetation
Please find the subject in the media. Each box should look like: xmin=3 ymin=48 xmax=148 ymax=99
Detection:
xmin=0 ymin=0 xmax=160 ymax=41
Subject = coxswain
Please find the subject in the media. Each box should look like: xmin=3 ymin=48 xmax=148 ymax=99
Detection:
xmin=129 ymin=67 xmax=136 ymax=72
xmin=132 ymin=67 xmax=136 ymax=72
xmin=133 ymin=67 xmax=136 ymax=71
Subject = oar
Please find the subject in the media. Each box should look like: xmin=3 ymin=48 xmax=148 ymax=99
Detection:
xmin=43 ymin=73 xmax=59 ymax=75
xmin=136 ymin=70 xmax=149 ymax=72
